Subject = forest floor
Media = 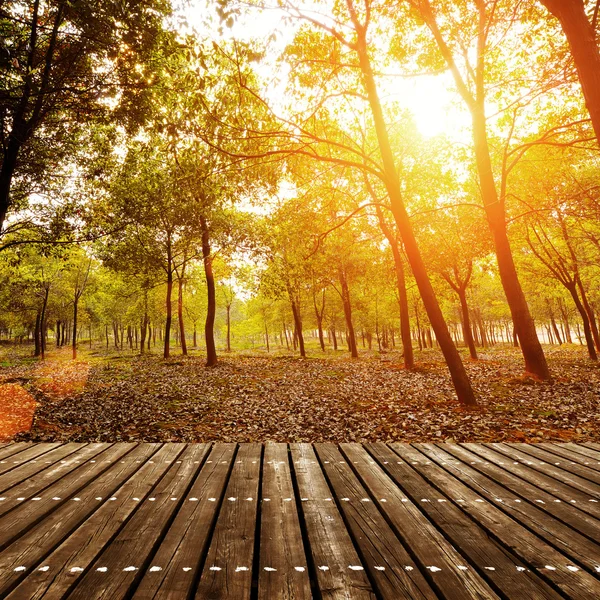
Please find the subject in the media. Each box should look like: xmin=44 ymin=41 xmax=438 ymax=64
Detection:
xmin=0 ymin=342 xmax=599 ymax=443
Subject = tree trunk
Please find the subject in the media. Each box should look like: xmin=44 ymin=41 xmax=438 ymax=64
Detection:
xmin=374 ymin=205 xmax=414 ymax=369
xmin=164 ymin=268 xmax=173 ymax=359
xmin=331 ymin=327 xmax=338 ymax=351
xmin=577 ymin=279 xmax=600 ymax=351
xmin=72 ymin=298 xmax=79 ymax=360
xmin=338 ymin=267 xmax=358 ymax=358
xmin=355 ymin=33 xmax=476 ymax=405
xmin=547 ymin=299 xmax=563 ymax=345
xmin=201 ymin=216 xmax=218 ymax=367
xmin=455 ymin=289 xmax=476 ymax=360
xmin=178 ymin=274 xmax=187 ymax=356
xmin=34 ymin=309 xmax=41 ymax=357
xmin=567 ymin=284 xmax=597 ymax=360
xmin=226 ymin=305 xmax=231 ymax=352
xmin=290 ymin=297 xmax=305 ymax=358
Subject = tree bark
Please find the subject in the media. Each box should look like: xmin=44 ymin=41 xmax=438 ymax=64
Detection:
xmin=72 ymin=298 xmax=78 ymax=360
xmin=226 ymin=305 xmax=231 ymax=352
xmin=290 ymin=297 xmax=305 ymax=357
xmin=164 ymin=268 xmax=173 ymax=359
xmin=178 ymin=271 xmax=187 ymax=356
xmin=201 ymin=216 xmax=218 ymax=366
xmin=338 ymin=267 xmax=358 ymax=358
xmin=567 ymin=284 xmax=597 ymax=360
xmin=539 ymin=0 xmax=600 ymax=143
xmin=458 ymin=287 xmax=478 ymax=360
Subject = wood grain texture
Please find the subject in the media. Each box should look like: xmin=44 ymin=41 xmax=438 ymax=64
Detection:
xmin=0 ymin=442 xmax=595 ymax=599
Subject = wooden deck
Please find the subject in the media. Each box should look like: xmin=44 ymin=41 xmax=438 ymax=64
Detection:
xmin=0 ymin=443 xmax=597 ymax=598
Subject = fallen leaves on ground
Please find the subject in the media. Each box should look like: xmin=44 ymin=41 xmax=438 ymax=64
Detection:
xmin=0 ymin=384 xmax=37 ymax=441
xmin=2 ymin=344 xmax=598 ymax=444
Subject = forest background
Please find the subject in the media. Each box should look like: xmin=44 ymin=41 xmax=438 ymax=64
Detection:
xmin=0 ymin=0 xmax=599 ymax=443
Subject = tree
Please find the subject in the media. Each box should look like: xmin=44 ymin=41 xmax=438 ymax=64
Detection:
xmin=0 ymin=0 xmax=172 ymax=233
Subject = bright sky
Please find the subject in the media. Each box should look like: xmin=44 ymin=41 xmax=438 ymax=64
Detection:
xmin=179 ymin=0 xmax=471 ymax=142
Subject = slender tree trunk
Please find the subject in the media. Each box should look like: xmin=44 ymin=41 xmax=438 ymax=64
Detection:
xmin=34 ymin=309 xmax=41 ymax=357
xmin=226 ymin=305 xmax=231 ymax=352
xmin=72 ymin=299 xmax=79 ymax=360
xmin=331 ymin=327 xmax=338 ymax=351
xmin=577 ymin=279 xmax=600 ymax=351
xmin=547 ymin=299 xmax=563 ymax=345
xmin=457 ymin=287 xmax=477 ymax=360
xmin=265 ymin=322 xmax=270 ymax=352
xmin=374 ymin=205 xmax=414 ymax=369
xmin=178 ymin=274 xmax=187 ymax=356
xmin=567 ymin=284 xmax=597 ymax=360
xmin=164 ymin=268 xmax=173 ymax=359
xmin=290 ymin=297 xmax=305 ymax=358
xmin=201 ymin=216 xmax=218 ymax=366
xmin=338 ymin=267 xmax=358 ymax=358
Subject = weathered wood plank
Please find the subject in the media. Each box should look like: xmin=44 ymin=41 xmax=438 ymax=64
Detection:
xmin=377 ymin=443 xmax=563 ymax=599
xmin=257 ymin=443 xmax=311 ymax=600
xmin=290 ymin=443 xmax=375 ymax=600
xmin=538 ymin=444 xmax=600 ymax=473
xmin=344 ymin=443 xmax=500 ymax=600
xmin=415 ymin=443 xmax=600 ymax=592
xmin=0 ymin=443 xmax=138 ymax=551
xmin=67 ymin=444 xmax=207 ymax=600
xmin=0 ymin=444 xmax=108 ymax=517
xmin=132 ymin=443 xmax=236 ymax=600
xmin=194 ymin=443 xmax=262 ymax=600
xmin=489 ymin=443 xmax=600 ymax=496
xmin=464 ymin=444 xmax=600 ymax=520
xmin=0 ymin=444 xmax=164 ymax=598
xmin=0 ymin=443 xmax=68 ymax=487
xmin=563 ymin=443 xmax=600 ymax=463
xmin=510 ymin=443 xmax=600 ymax=484
xmin=315 ymin=443 xmax=437 ymax=600
xmin=439 ymin=443 xmax=600 ymax=544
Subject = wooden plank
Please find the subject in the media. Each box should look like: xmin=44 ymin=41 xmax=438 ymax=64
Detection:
xmin=289 ymin=444 xmax=376 ymax=600
xmin=464 ymin=443 xmax=600 ymax=521
xmin=563 ymin=443 xmax=600 ymax=463
xmin=257 ymin=443 xmax=311 ymax=600
xmin=439 ymin=443 xmax=600 ymax=544
xmin=417 ymin=444 xmax=600 ymax=580
xmin=536 ymin=443 xmax=600 ymax=473
xmin=0 ymin=443 xmax=138 ymax=551
xmin=194 ymin=443 xmax=263 ymax=600
xmin=65 ymin=444 xmax=207 ymax=600
xmin=507 ymin=444 xmax=600 ymax=484
xmin=315 ymin=443 xmax=437 ymax=600
xmin=486 ymin=443 xmax=600 ymax=500
xmin=0 ymin=444 xmax=108 ymax=517
xmin=0 ymin=443 xmax=47 ymax=462
xmin=0 ymin=443 xmax=67 ymax=485
xmin=132 ymin=443 xmax=236 ymax=600
xmin=372 ymin=443 xmax=562 ymax=599
xmin=0 ymin=444 xmax=165 ymax=598
xmin=343 ymin=443 xmax=500 ymax=600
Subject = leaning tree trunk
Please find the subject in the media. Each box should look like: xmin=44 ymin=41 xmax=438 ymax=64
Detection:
xmin=471 ymin=109 xmax=550 ymax=380
xmin=201 ymin=216 xmax=218 ymax=367
xmin=539 ymin=0 xmax=600 ymax=143
xmin=567 ymin=283 xmax=597 ymax=360
xmin=34 ymin=309 xmax=42 ymax=357
xmin=356 ymin=34 xmax=477 ymax=406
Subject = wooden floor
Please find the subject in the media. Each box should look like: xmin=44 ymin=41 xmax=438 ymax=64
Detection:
xmin=0 ymin=444 xmax=597 ymax=599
